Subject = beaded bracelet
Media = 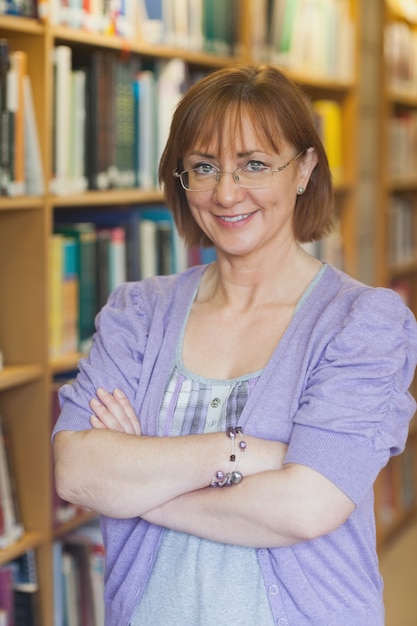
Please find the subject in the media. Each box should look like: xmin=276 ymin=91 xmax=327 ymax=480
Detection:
xmin=211 ymin=426 xmax=247 ymax=487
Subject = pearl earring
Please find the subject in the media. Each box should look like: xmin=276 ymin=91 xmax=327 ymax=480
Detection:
xmin=297 ymin=186 xmax=305 ymax=195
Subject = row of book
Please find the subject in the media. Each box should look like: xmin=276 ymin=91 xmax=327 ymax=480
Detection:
xmin=0 ymin=550 xmax=40 ymax=626
xmin=51 ymin=46 xmax=190 ymax=195
xmin=51 ymin=42 xmax=346 ymax=198
xmin=391 ymin=277 xmax=414 ymax=308
xmin=0 ymin=415 xmax=24 ymax=550
xmin=49 ymin=205 xmax=216 ymax=357
xmin=53 ymin=521 xmax=105 ymax=626
xmin=376 ymin=441 xmax=415 ymax=531
xmin=386 ymin=0 xmax=417 ymax=23
xmin=388 ymin=111 xmax=417 ymax=180
xmin=0 ymin=0 xmax=39 ymax=17
xmin=312 ymin=99 xmax=343 ymax=187
xmin=48 ymin=0 xmax=243 ymax=55
xmin=0 ymin=39 xmax=44 ymax=197
xmin=139 ymin=0 xmax=242 ymax=55
xmin=49 ymin=0 xmax=139 ymax=39
xmin=388 ymin=195 xmax=416 ymax=268
xmin=250 ymin=0 xmax=355 ymax=81
xmin=1 ymin=530 xmax=104 ymax=626
xmin=301 ymin=218 xmax=345 ymax=270
xmin=385 ymin=21 xmax=417 ymax=94
xmin=51 ymin=380 xmax=105 ymax=625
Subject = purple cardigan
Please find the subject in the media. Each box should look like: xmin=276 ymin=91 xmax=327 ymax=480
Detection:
xmin=54 ymin=264 xmax=417 ymax=626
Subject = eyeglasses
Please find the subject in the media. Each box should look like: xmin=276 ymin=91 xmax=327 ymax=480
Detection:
xmin=173 ymin=152 xmax=304 ymax=192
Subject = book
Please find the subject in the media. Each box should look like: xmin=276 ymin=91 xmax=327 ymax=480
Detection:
xmin=8 ymin=49 xmax=27 ymax=196
xmin=51 ymin=45 xmax=72 ymax=195
xmin=62 ymin=550 xmax=79 ymax=626
xmin=54 ymin=222 xmax=97 ymax=354
xmin=49 ymin=235 xmax=79 ymax=357
xmin=0 ymin=565 xmax=14 ymax=625
xmin=11 ymin=550 xmax=41 ymax=626
xmin=385 ymin=19 xmax=417 ymax=93
xmin=23 ymin=74 xmax=44 ymax=195
xmin=85 ymin=50 xmax=113 ymax=191
xmin=312 ymin=99 xmax=343 ymax=186
xmin=52 ymin=521 xmax=105 ymax=626
xmin=137 ymin=206 xmax=182 ymax=276
xmin=69 ymin=68 xmax=88 ymax=193
xmin=49 ymin=234 xmax=65 ymax=358
xmin=96 ymin=227 xmax=127 ymax=308
xmin=53 ymin=541 xmax=65 ymax=626
xmin=155 ymin=58 xmax=186 ymax=172
xmin=388 ymin=196 xmax=415 ymax=267
xmin=388 ymin=111 xmax=417 ymax=179
xmin=0 ymin=38 xmax=13 ymax=196
xmin=0 ymin=416 xmax=24 ymax=549
xmin=269 ymin=0 xmax=354 ymax=79
xmin=114 ymin=57 xmax=137 ymax=189
xmin=138 ymin=0 xmax=164 ymax=44
xmin=133 ymin=69 xmax=157 ymax=189
xmin=65 ymin=521 xmax=105 ymax=626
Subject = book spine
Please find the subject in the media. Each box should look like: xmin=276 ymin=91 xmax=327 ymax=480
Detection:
xmin=51 ymin=45 xmax=72 ymax=195
xmin=0 ymin=39 xmax=12 ymax=196
xmin=8 ymin=50 xmax=27 ymax=197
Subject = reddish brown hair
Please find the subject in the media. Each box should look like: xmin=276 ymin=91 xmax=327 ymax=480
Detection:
xmin=159 ymin=64 xmax=334 ymax=248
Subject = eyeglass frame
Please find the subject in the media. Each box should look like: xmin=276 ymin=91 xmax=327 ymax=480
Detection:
xmin=173 ymin=151 xmax=305 ymax=192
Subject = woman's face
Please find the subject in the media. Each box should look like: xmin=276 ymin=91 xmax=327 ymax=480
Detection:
xmin=182 ymin=113 xmax=316 ymax=261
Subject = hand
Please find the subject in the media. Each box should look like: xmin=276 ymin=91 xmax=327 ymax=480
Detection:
xmin=90 ymin=387 xmax=142 ymax=436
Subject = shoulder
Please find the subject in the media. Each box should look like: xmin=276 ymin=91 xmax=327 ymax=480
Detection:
xmin=321 ymin=264 xmax=417 ymax=327
xmin=105 ymin=265 xmax=207 ymax=318
xmin=318 ymin=266 xmax=417 ymax=375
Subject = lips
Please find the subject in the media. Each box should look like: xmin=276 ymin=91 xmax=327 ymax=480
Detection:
xmin=218 ymin=212 xmax=255 ymax=223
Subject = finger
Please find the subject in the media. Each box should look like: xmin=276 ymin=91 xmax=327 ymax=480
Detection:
xmin=113 ymin=388 xmax=142 ymax=435
xmin=92 ymin=388 xmax=140 ymax=435
xmin=90 ymin=397 xmax=125 ymax=432
xmin=90 ymin=414 xmax=107 ymax=429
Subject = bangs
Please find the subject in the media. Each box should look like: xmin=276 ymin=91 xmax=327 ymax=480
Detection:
xmin=177 ymin=98 xmax=286 ymax=163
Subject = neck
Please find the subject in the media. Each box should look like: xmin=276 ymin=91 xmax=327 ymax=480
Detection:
xmin=199 ymin=244 xmax=322 ymax=310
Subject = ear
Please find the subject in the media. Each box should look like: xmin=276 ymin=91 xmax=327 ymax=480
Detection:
xmin=298 ymin=147 xmax=318 ymax=190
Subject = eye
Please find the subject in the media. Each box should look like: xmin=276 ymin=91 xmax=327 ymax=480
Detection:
xmin=243 ymin=160 xmax=269 ymax=173
xmin=193 ymin=162 xmax=218 ymax=175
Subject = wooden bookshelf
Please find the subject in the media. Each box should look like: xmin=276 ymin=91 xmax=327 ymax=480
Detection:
xmin=375 ymin=0 xmax=417 ymax=549
xmin=0 ymin=2 xmax=360 ymax=623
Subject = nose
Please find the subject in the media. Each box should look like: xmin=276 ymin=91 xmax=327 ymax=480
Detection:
xmin=213 ymin=171 xmax=245 ymax=206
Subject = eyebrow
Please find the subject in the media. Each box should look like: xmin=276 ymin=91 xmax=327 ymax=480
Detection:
xmin=187 ymin=149 xmax=271 ymax=159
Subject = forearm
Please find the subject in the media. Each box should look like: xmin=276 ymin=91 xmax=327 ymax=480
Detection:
xmin=141 ymin=464 xmax=355 ymax=548
xmin=53 ymin=429 xmax=285 ymax=518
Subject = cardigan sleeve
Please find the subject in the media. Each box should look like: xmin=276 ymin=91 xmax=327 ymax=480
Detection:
xmin=52 ymin=281 xmax=151 ymax=437
xmin=285 ymin=287 xmax=417 ymax=505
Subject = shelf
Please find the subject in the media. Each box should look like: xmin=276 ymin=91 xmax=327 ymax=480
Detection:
xmin=388 ymin=89 xmax=417 ymax=106
xmin=50 ymin=352 xmax=83 ymax=375
xmin=0 ymin=530 xmax=46 ymax=566
xmin=0 ymin=364 xmax=43 ymax=391
xmin=388 ymin=178 xmax=417 ymax=191
xmin=0 ymin=14 xmax=45 ymax=34
xmin=51 ymin=188 xmax=165 ymax=208
xmin=0 ymin=196 xmax=43 ymax=211
xmin=53 ymin=510 xmax=97 ymax=540
xmin=51 ymin=24 xmax=244 ymax=67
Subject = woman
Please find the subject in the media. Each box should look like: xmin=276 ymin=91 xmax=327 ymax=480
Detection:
xmin=53 ymin=65 xmax=417 ymax=626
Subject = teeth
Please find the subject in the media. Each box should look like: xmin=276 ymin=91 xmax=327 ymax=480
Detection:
xmin=221 ymin=213 xmax=252 ymax=223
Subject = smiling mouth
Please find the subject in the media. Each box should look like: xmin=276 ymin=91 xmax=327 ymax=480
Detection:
xmin=218 ymin=212 xmax=255 ymax=223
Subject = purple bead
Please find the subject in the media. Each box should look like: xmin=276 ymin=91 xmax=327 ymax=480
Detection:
xmin=216 ymin=471 xmax=225 ymax=480
xmin=227 ymin=426 xmax=235 ymax=438
xmin=239 ymin=440 xmax=247 ymax=450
